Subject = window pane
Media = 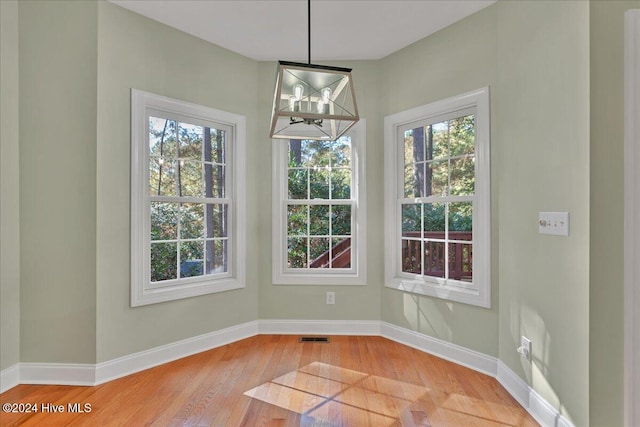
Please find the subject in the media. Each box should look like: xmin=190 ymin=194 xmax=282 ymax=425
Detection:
xmin=330 ymin=168 xmax=351 ymax=199
xmin=288 ymin=169 xmax=308 ymax=199
xmin=180 ymin=160 xmax=202 ymax=197
xmin=150 ymin=242 xmax=177 ymax=282
xmin=402 ymin=204 xmax=421 ymax=237
xmin=331 ymin=138 xmax=351 ymax=167
xmin=449 ymin=115 xmax=475 ymax=157
xmin=404 ymin=163 xmax=425 ymax=198
xmin=205 ymin=164 xmax=225 ymax=198
xmin=309 ymin=205 xmax=330 ymax=235
xmin=287 ymin=205 xmax=307 ymax=236
xmin=450 ymin=157 xmax=475 ymax=196
xmin=206 ymin=239 xmax=227 ymax=274
xmin=178 ymin=122 xmax=203 ymax=159
xmin=180 ymin=241 xmax=204 ymax=278
xmin=449 ymin=242 xmax=472 ymax=282
xmin=149 ymin=158 xmax=177 ymax=196
xmin=401 ymin=239 xmax=421 ymax=274
xmin=426 ymin=161 xmax=448 ymax=196
xmin=206 ymin=128 xmax=225 ymax=164
xmin=428 ymin=122 xmax=448 ymax=160
xmin=449 ymin=202 xmax=473 ymax=241
xmin=331 ymin=237 xmax=351 ymax=268
xmin=424 ymin=241 xmax=445 ymax=277
xmin=332 ymin=205 xmax=351 ymax=236
xmin=180 ymin=203 xmax=204 ymax=239
xmin=303 ymin=140 xmax=330 ymax=167
xmin=150 ymin=202 xmax=178 ymax=240
xmin=149 ymin=117 xmax=177 ymax=158
xmin=424 ymin=203 xmax=445 ymax=234
xmin=309 ymin=237 xmax=330 ymax=268
xmin=207 ymin=204 xmax=228 ymax=238
xmin=289 ymin=140 xmax=304 ymax=167
xmin=404 ymin=128 xmax=425 ymax=164
xmin=288 ymin=237 xmax=308 ymax=268
xmin=309 ymin=168 xmax=330 ymax=199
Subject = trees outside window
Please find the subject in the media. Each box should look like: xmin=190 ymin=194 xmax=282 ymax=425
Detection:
xmin=384 ymin=89 xmax=490 ymax=308
xmin=131 ymin=90 xmax=246 ymax=306
xmin=272 ymin=122 xmax=366 ymax=285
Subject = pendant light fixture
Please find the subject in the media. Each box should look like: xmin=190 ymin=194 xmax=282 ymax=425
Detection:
xmin=269 ymin=0 xmax=359 ymax=141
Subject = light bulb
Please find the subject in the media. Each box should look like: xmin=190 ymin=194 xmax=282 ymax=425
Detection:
xmin=319 ymin=87 xmax=331 ymax=114
xmin=293 ymin=84 xmax=304 ymax=100
xmin=321 ymin=87 xmax=332 ymax=103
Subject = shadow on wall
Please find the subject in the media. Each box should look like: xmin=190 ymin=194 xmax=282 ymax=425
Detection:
xmin=511 ymin=301 xmax=574 ymax=425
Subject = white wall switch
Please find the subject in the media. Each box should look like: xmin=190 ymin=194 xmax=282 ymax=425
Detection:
xmin=538 ymin=212 xmax=569 ymax=236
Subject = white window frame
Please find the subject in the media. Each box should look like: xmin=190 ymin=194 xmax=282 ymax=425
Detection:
xmin=272 ymin=120 xmax=367 ymax=285
xmin=384 ymin=88 xmax=490 ymax=308
xmin=131 ymin=89 xmax=246 ymax=306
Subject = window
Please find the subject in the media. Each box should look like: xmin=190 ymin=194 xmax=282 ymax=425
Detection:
xmin=131 ymin=90 xmax=246 ymax=306
xmin=384 ymin=88 xmax=490 ymax=307
xmin=272 ymin=121 xmax=366 ymax=285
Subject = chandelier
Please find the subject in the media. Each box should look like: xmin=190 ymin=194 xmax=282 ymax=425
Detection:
xmin=269 ymin=0 xmax=359 ymax=141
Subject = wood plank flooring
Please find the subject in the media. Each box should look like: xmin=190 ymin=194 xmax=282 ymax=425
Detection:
xmin=0 ymin=335 xmax=539 ymax=426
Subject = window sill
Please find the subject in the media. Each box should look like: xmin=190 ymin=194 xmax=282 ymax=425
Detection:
xmin=385 ymin=277 xmax=490 ymax=308
xmin=131 ymin=278 xmax=245 ymax=307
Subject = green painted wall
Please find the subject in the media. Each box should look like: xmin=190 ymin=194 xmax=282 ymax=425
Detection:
xmin=18 ymin=0 xmax=98 ymax=364
xmin=1 ymin=0 xmax=20 ymax=371
xmin=256 ymin=60 xmax=383 ymax=321
xmin=94 ymin=2 xmax=259 ymax=362
xmin=380 ymin=5 xmax=500 ymax=358
xmin=589 ymin=2 xmax=640 ymax=426
xmin=496 ymin=2 xmax=590 ymax=425
xmin=6 ymin=1 xmax=636 ymax=424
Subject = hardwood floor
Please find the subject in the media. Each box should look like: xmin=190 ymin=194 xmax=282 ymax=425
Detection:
xmin=0 ymin=335 xmax=539 ymax=426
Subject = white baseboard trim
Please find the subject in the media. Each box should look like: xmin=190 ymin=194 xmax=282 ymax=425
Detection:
xmin=380 ymin=321 xmax=498 ymax=377
xmin=497 ymin=361 xmax=574 ymax=427
xmin=95 ymin=320 xmax=259 ymax=385
xmin=0 ymin=364 xmax=20 ymax=394
xmin=259 ymin=319 xmax=380 ymax=336
xmin=19 ymin=363 xmax=96 ymax=387
xmin=0 ymin=319 xmax=574 ymax=427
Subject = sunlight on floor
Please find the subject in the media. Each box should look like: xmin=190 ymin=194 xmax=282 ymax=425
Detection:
xmin=244 ymin=361 xmax=430 ymax=426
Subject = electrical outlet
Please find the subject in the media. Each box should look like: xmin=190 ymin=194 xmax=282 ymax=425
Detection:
xmin=518 ymin=336 xmax=532 ymax=362
xmin=326 ymin=291 xmax=335 ymax=305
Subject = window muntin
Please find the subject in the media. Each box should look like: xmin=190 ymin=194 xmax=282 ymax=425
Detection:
xmin=147 ymin=116 xmax=230 ymax=285
xmin=272 ymin=121 xmax=366 ymax=285
xmin=400 ymin=113 xmax=475 ymax=285
xmin=131 ymin=89 xmax=245 ymax=306
xmin=384 ymin=88 xmax=490 ymax=308
xmin=286 ymin=138 xmax=353 ymax=270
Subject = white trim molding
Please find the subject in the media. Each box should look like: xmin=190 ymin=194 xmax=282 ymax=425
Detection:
xmin=383 ymin=87 xmax=491 ymax=308
xmin=0 ymin=364 xmax=19 ymax=394
xmin=130 ymin=89 xmax=247 ymax=307
xmin=94 ymin=320 xmax=259 ymax=385
xmin=380 ymin=322 xmax=497 ymax=377
xmin=496 ymin=362 xmax=574 ymax=427
xmin=0 ymin=320 xmax=573 ymax=427
xmin=271 ymin=121 xmax=367 ymax=286
xmin=625 ymin=10 xmax=640 ymax=427
xmin=258 ymin=319 xmax=380 ymax=336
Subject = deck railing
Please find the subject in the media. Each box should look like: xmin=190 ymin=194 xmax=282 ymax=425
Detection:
xmin=401 ymin=231 xmax=472 ymax=281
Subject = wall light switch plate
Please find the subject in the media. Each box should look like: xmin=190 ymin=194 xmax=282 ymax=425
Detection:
xmin=539 ymin=212 xmax=569 ymax=236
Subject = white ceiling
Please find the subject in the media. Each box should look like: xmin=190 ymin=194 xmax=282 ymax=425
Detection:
xmin=109 ymin=0 xmax=496 ymax=61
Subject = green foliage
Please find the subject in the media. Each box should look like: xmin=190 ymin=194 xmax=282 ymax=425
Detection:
xmin=286 ymin=138 xmax=353 ymax=268
xmin=148 ymin=117 xmax=228 ymax=281
xmin=403 ymin=115 xmax=475 ymax=198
